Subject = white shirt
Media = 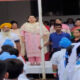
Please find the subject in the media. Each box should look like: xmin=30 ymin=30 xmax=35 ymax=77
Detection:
xmin=51 ymin=49 xmax=66 ymax=66
xmin=51 ymin=49 xmax=66 ymax=80
xmin=0 ymin=32 xmax=19 ymax=51
xmin=72 ymin=65 xmax=80 ymax=80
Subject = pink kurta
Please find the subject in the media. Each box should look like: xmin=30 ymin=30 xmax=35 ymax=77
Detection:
xmin=21 ymin=31 xmax=41 ymax=57
xmin=21 ymin=22 xmax=49 ymax=58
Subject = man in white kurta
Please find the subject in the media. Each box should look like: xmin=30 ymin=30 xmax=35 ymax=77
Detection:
xmin=51 ymin=37 xmax=72 ymax=80
xmin=0 ymin=23 xmax=21 ymax=53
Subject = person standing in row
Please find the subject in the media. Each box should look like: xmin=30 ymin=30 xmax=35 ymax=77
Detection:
xmin=11 ymin=21 xmax=25 ymax=57
xmin=21 ymin=15 xmax=49 ymax=65
xmin=42 ymin=23 xmax=71 ymax=58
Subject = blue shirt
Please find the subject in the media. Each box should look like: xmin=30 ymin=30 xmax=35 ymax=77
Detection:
xmin=49 ymin=32 xmax=71 ymax=49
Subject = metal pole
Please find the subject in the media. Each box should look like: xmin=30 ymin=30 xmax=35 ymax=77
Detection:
xmin=37 ymin=0 xmax=46 ymax=79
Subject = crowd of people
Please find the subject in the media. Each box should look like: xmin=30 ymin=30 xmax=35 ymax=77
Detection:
xmin=0 ymin=15 xmax=80 ymax=80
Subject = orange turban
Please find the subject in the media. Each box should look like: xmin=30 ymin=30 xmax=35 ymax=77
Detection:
xmin=0 ymin=23 xmax=12 ymax=29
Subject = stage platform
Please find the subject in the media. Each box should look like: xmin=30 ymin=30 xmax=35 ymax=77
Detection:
xmin=24 ymin=61 xmax=55 ymax=74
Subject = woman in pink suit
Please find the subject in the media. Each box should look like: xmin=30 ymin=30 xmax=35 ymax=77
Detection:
xmin=21 ymin=16 xmax=49 ymax=65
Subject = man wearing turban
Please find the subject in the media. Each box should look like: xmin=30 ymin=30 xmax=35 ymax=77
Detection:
xmin=51 ymin=37 xmax=72 ymax=80
xmin=0 ymin=23 xmax=21 ymax=54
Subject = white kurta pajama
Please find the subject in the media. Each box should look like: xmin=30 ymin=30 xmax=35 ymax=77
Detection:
xmin=63 ymin=43 xmax=80 ymax=80
xmin=72 ymin=64 xmax=80 ymax=80
xmin=51 ymin=49 xmax=67 ymax=80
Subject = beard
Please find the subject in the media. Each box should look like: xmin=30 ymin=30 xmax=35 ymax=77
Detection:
xmin=1 ymin=29 xmax=12 ymax=38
